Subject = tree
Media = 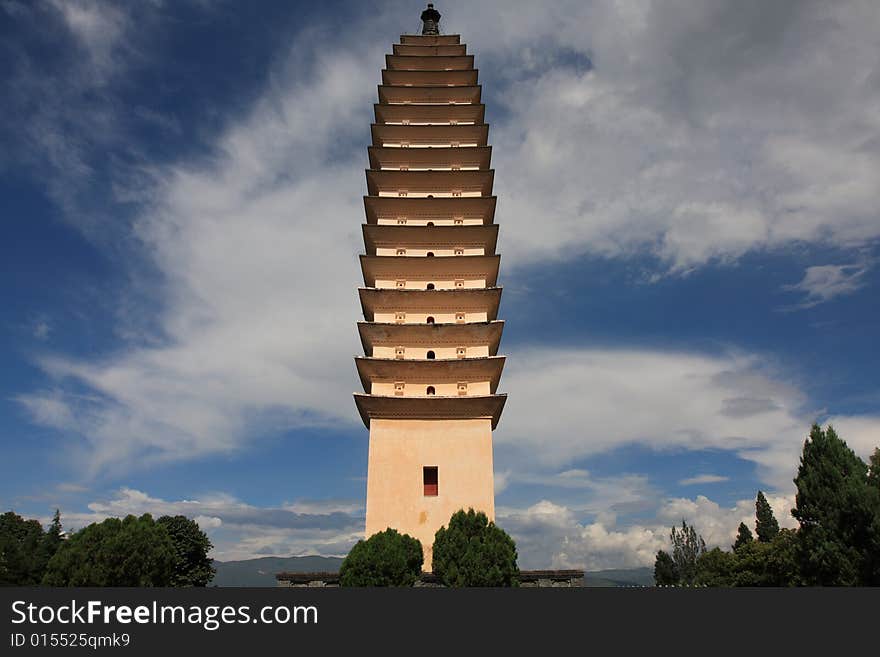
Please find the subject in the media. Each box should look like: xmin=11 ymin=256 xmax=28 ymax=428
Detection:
xmin=432 ymin=509 xmax=519 ymax=587
xmin=43 ymin=514 xmax=176 ymax=586
xmin=38 ymin=510 xmax=64 ymax=569
xmin=653 ymin=550 xmax=677 ymax=586
xmin=868 ymin=448 xmax=880 ymax=491
xmin=696 ymin=547 xmax=735 ymax=586
xmin=0 ymin=511 xmax=46 ymax=585
xmin=733 ymin=522 xmax=754 ymax=552
xmin=157 ymin=515 xmax=215 ymax=587
xmin=755 ymin=491 xmax=779 ymax=542
xmin=791 ymin=424 xmax=880 ymax=586
xmin=669 ymin=520 xmax=706 ymax=586
xmin=339 ymin=528 xmax=423 ymax=587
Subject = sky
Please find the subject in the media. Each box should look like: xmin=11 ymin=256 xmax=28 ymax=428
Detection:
xmin=2 ymin=0 xmax=879 ymax=570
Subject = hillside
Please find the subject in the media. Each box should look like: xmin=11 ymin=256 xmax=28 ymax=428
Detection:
xmin=210 ymin=556 xmax=344 ymax=587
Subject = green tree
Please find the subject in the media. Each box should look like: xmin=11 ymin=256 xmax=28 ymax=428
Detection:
xmin=696 ymin=547 xmax=735 ymax=586
xmin=653 ymin=549 xmax=677 ymax=586
xmin=0 ymin=511 xmax=46 ymax=585
xmin=157 ymin=515 xmax=215 ymax=587
xmin=791 ymin=424 xmax=880 ymax=586
xmin=755 ymin=491 xmax=779 ymax=543
xmin=38 ymin=510 xmax=64 ymax=569
xmin=868 ymin=448 xmax=880 ymax=491
xmin=733 ymin=522 xmax=754 ymax=552
xmin=340 ymin=528 xmax=423 ymax=587
xmin=432 ymin=509 xmax=519 ymax=587
xmin=43 ymin=514 xmax=176 ymax=586
xmin=669 ymin=520 xmax=706 ymax=586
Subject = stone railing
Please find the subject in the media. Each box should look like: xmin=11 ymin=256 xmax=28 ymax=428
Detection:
xmin=276 ymin=569 xmax=584 ymax=588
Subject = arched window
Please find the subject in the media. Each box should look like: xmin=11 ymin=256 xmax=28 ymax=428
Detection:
xmin=426 ymin=221 xmax=434 ymax=227
xmin=427 ymin=194 xmax=434 ymax=198
xmin=426 ymin=386 xmax=436 ymax=395
xmin=427 ymin=252 xmax=435 ymax=257
xmin=426 ymin=283 xmax=435 ymax=290
xmin=426 ymin=316 xmax=435 ymax=324
xmin=427 ymin=351 xmax=436 ymax=360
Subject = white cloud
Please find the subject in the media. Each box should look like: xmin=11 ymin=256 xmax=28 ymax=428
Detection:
xmin=434 ymin=0 xmax=880 ymax=272
xmin=500 ymin=492 xmax=798 ymax=570
xmin=678 ymin=474 xmax=729 ymax=486
xmin=782 ymin=262 xmax=872 ymax=308
xmin=49 ymin=488 xmax=364 ymax=561
xmin=48 ymin=0 xmax=129 ymax=82
xmin=497 ymin=347 xmax=811 ymax=489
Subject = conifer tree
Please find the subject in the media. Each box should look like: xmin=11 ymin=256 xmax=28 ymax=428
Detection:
xmin=733 ymin=522 xmax=754 ymax=551
xmin=653 ymin=549 xmax=677 ymax=586
xmin=755 ymin=491 xmax=779 ymax=542
xmin=791 ymin=424 xmax=880 ymax=585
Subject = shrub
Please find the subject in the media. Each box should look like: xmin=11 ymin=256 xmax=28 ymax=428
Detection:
xmin=339 ymin=528 xmax=423 ymax=586
xmin=432 ymin=508 xmax=519 ymax=587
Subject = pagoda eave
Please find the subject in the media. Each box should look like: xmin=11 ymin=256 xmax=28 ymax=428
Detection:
xmin=362 ymin=223 xmax=498 ymax=255
xmin=392 ymin=44 xmax=467 ymax=57
xmin=359 ymin=254 xmax=500 ymax=288
xmin=358 ymin=286 xmax=503 ymax=321
xmin=382 ymin=69 xmax=479 ymax=87
xmin=385 ymin=54 xmax=475 ymax=71
xmin=363 ymin=196 xmax=497 ymax=224
xmin=354 ymin=393 xmax=507 ymax=430
xmin=371 ymin=123 xmax=489 ymax=147
xmin=354 ymin=355 xmax=506 ymax=394
xmin=357 ymin=320 xmax=504 ymax=356
xmin=377 ymin=85 xmax=481 ymax=105
xmin=374 ymin=103 xmax=485 ymax=125
xmin=365 ymin=169 xmax=494 ymax=196
xmin=399 ymin=34 xmax=462 ymax=46
xmin=368 ymin=145 xmax=492 ymax=170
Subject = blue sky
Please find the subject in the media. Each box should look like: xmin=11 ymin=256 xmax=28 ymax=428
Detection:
xmin=2 ymin=0 xmax=879 ymax=569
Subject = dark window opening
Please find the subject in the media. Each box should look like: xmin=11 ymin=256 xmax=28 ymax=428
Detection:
xmin=427 ymin=194 xmax=434 ymax=198
xmin=427 ymin=283 xmax=435 ymax=290
xmin=426 ymin=386 xmax=436 ymax=395
xmin=426 ymin=316 xmax=435 ymax=324
xmin=424 ymin=466 xmax=438 ymax=496
xmin=427 ymin=252 xmax=435 ymax=257
xmin=427 ymin=221 xmax=434 ymax=226
xmin=427 ymin=350 xmax=436 ymax=359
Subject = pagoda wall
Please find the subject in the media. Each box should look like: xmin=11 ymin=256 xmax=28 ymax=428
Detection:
xmin=365 ymin=418 xmax=495 ymax=570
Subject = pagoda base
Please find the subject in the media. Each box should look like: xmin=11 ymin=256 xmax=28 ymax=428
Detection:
xmin=365 ymin=418 xmax=495 ymax=571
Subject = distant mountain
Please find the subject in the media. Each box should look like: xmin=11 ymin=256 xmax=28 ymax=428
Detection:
xmin=583 ymin=567 xmax=654 ymax=587
xmin=210 ymin=556 xmax=653 ymax=587
xmin=210 ymin=556 xmax=343 ymax=587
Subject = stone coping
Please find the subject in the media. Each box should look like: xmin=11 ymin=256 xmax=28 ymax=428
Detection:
xmin=276 ymin=569 xmax=584 ymax=587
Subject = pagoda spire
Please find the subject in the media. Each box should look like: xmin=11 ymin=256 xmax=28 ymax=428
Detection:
xmin=420 ymin=3 xmax=441 ymax=35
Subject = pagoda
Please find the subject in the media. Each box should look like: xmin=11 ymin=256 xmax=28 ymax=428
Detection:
xmin=353 ymin=4 xmax=506 ymax=569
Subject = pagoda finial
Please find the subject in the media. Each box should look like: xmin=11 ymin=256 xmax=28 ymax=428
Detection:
xmin=420 ymin=3 xmax=441 ymax=35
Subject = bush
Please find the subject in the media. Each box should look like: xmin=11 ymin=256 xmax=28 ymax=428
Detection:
xmin=339 ymin=528 xmax=423 ymax=587
xmin=432 ymin=508 xmax=519 ymax=587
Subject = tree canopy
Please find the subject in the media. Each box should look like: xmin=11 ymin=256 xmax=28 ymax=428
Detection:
xmin=755 ymin=491 xmax=779 ymax=542
xmin=157 ymin=515 xmax=215 ymax=587
xmin=791 ymin=424 xmax=880 ymax=586
xmin=432 ymin=508 xmax=519 ymax=587
xmin=43 ymin=514 xmax=176 ymax=586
